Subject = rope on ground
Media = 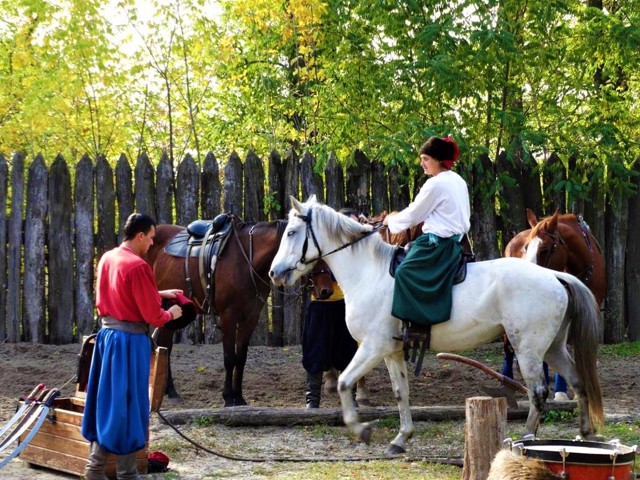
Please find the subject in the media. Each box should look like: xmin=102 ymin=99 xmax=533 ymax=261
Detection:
xmin=156 ymin=410 xmax=463 ymax=466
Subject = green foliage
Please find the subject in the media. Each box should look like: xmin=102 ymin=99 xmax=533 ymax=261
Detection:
xmin=599 ymin=341 xmax=640 ymax=358
xmin=1 ymin=0 xmax=639 ymax=207
xmin=543 ymin=408 xmax=578 ymax=424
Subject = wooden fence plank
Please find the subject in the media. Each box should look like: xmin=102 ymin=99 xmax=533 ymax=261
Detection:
xmin=604 ymin=158 xmax=630 ymax=344
xmin=346 ymin=149 xmax=371 ymax=215
xmin=268 ymin=149 xmax=285 ymax=347
xmin=300 ymin=151 xmax=324 ymax=203
xmin=23 ymin=155 xmax=48 ymax=342
xmin=388 ymin=164 xmax=410 ymax=213
xmin=224 ymin=151 xmax=243 ymax=216
xmin=156 ymin=152 xmax=174 ymax=225
xmin=283 ymin=148 xmax=303 ymax=345
xmin=7 ymin=152 xmax=25 ymax=342
xmin=176 ymin=153 xmax=199 ymax=227
xmin=176 ymin=153 xmax=202 ymax=344
xmin=324 ymin=152 xmax=344 ymax=210
xmin=626 ymin=156 xmax=640 ymax=341
xmin=542 ymin=152 xmax=566 ymax=214
xmin=74 ymin=154 xmax=95 ymax=336
xmin=135 ymin=152 xmax=156 ymax=220
xmin=244 ymin=151 xmax=269 ymax=345
xmin=496 ymin=150 xmax=527 ymax=247
xmin=371 ymin=159 xmax=388 ymax=215
xmin=95 ymin=155 xmax=117 ymax=256
xmin=48 ymin=155 xmax=74 ymax=344
xmin=115 ymin=154 xmax=134 ymax=243
xmin=201 ymin=152 xmax=221 ymax=220
xmin=244 ymin=151 xmax=265 ymax=221
xmin=0 ymin=154 xmax=8 ymax=341
xmin=472 ymin=154 xmax=500 ymax=260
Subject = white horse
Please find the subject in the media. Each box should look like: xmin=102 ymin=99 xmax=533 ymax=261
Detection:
xmin=269 ymin=196 xmax=604 ymax=455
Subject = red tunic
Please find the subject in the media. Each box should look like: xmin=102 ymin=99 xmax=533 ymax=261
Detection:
xmin=96 ymin=245 xmax=171 ymax=328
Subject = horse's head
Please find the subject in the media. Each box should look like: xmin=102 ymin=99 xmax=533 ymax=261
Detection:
xmin=307 ymin=259 xmax=334 ymax=300
xmin=524 ymin=209 xmax=568 ymax=270
xmin=269 ymin=195 xmax=373 ymax=287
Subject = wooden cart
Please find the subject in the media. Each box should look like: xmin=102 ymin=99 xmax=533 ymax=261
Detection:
xmin=18 ymin=336 xmax=168 ymax=478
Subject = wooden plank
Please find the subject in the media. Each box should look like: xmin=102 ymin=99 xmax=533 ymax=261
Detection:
xmin=95 ymin=154 xmax=117 ymax=256
xmin=223 ymin=151 xmax=243 ymax=215
xmin=150 ymin=347 xmax=168 ymax=412
xmin=135 ymin=152 xmax=157 ymax=221
xmin=0 ymin=153 xmax=7 ymax=341
xmin=156 ymin=151 xmax=174 ymax=225
xmin=6 ymin=152 xmax=25 ymax=342
xmin=115 ymin=153 xmax=134 ymax=242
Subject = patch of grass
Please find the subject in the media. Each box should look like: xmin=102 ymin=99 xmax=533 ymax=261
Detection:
xmin=599 ymin=341 xmax=640 ymax=358
xmin=268 ymin=459 xmax=461 ymax=479
xmin=375 ymin=416 xmax=400 ymax=430
xmin=192 ymin=415 xmax=215 ymax=427
xmin=599 ymin=420 xmax=640 ymax=445
xmin=149 ymin=438 xmax=187 ymax=457
xmin=543 ymin=408 xmax=578 ymax=424
xmin=307 ymin=423 xmax=342 ymax=438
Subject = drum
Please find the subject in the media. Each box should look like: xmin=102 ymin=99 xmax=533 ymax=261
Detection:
xmin=512 ymin=439 xmax=638 ymax=479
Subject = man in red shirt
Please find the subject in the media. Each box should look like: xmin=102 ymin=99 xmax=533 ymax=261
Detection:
xmin=82 ymin=213 xmax=182 ymax=480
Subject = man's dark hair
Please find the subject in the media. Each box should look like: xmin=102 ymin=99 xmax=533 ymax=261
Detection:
xmin=123 ymin=213 xmax=156 ymax=240
xmin=338 ymin=207 xmax=360 ymax=218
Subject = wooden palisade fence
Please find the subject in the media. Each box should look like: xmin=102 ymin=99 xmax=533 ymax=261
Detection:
xmin=0 ymin=149 xmax=639 ymax=346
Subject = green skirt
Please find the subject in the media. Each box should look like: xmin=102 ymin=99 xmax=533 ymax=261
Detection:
xmin=392 ymin=233 xmax=462 ymax=326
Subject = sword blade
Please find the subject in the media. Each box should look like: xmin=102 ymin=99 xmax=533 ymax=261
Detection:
xmin=0 ymin=384 xmax=45 ymax=440
xmin=0 ymin=389 xmax=50 ymax=453
xmin=0 ymin=390 xmax=60 ymax=469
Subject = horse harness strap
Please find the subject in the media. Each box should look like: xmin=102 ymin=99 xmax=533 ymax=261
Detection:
xmin=576 ymin=216 xmax=595 ymax=286
xmin=294 ymin=207 xmax=382 ymax=266
xmin=231 ymin=222 xmax=268 ymax=304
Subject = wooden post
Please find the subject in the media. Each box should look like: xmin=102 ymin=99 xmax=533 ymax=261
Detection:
xmin=462 ymin=396 xmax=507 ymax=480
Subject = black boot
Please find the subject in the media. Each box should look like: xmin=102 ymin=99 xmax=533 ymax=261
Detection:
xmin=305 ymin=371 xmax=323 ymax=409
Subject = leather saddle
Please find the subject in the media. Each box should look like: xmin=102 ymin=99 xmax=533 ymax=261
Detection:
xmin=165 ymin=214 xmax=232 ymax=258
xmin=164 ymin=213 xmax=234 ymax=314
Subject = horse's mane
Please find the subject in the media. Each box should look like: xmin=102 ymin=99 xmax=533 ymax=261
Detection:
xmin=310 ymin=203 xmax=395 ymax=259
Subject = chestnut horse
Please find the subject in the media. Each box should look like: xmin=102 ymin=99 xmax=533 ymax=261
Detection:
xmin=146 ymin=217 xmax=286 ymax=407
xmin=505 ymin=208 xmax=605 ymax=305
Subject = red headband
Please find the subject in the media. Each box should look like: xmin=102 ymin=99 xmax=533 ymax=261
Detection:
xmin=441 ymin=137 xmax=460 ymax=170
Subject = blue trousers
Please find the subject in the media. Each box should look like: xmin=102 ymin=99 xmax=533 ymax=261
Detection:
xmin=502 ymin=343 xmax=567 ymax=393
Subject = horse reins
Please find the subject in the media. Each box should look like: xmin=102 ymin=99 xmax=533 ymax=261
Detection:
xmin=292 ymin=207 xmax=382 ymax=269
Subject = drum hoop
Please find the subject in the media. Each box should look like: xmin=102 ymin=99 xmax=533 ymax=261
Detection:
xmin=518 ymin=439 xmax=636 ymax=465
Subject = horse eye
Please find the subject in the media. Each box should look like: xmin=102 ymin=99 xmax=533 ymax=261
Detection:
xmin=287 ymin=230 xmax=295 ymax=237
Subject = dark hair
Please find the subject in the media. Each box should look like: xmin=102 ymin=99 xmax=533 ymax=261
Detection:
xmin=419 ymin=136 xmax=460 ymax=169
xmin=339 ymin=207 xmax=360 ymax=218
xmin=123 ymin=213 xmax=156 ymax=240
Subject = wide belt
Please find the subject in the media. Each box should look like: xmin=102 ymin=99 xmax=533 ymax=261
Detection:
xmin=101 ymin=316 xmax=149 ymax=335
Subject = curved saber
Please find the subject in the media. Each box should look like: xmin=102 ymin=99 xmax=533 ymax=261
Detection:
xmin=436 ymin=352 xmax=529 ymax=394
xmin=0 ymin=384 xmax=45 ymax=440
xmin=0 ymin=389 xmax=60 ymax=469
xmin=0 ymin=389 xmax=50 ymax=453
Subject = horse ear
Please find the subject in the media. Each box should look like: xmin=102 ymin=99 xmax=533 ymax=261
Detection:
xmin=290 ymin=195 xmax=303 ymax=213
xmin=307 ymin=194 xmax=318 ymax=204
xmin=548 ymin=209 xmax=560 ymax=231
xmin=526 ymin=208 xmax=538 ymax=228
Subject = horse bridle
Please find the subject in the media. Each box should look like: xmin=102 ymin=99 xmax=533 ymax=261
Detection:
xmin=536 ymin=231 xmax=566 ymax=269
xmin=292 ymin=206 xmax=381 ymax=269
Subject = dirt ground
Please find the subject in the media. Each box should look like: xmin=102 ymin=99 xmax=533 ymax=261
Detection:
xmin=1 ymin=341 xmax=638 ymax=479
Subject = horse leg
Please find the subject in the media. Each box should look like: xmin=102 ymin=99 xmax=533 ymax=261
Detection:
xmin=545 ymin=343 xmax=598 ymax=438
xmin=354 ymin=376 xmax=372 ymax=407
xmin=323 ymin=367 xmax=339 ymax=395
xmin=230 ymin=339 xmax=250 ymax=407
xmin=382 ymin=351 xmax=414 ymax=454
xmin=515 ymin=353 xmax=549 ymax=435
xmin=221 ymin=330 xmax=239 ymax=407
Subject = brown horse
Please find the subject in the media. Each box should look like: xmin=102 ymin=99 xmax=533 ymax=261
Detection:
xmin=146 ymin=216 xmax=287 ymax=407
xmin=505 ymin=208 xmax=605 ymax=305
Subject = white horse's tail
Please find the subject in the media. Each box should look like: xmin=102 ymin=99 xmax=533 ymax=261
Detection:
xmin=554 ymin=272 xmax=604 ymax=428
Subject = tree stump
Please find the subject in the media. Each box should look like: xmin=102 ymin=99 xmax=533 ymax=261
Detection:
xmin=462 ymin=396 xmax=507 ymax=480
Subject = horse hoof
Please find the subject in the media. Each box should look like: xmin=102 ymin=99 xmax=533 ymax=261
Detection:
xmin=385 ymin=443 xmax=406 ymax=455
xmin=359 ymin=423 xmax=373 ymax=444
